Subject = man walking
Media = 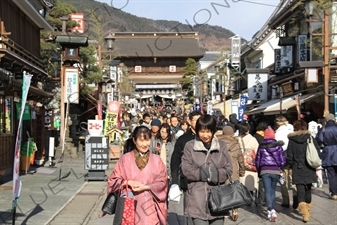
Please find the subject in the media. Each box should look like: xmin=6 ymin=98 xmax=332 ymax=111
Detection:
xmin=316 ymin=113 xmax=337 ymax=200
xmin=170 ymin=110 xmax=202 ymax=224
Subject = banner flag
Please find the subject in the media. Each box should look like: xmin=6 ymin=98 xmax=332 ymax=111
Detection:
xmin=238 ymin=95 xmax=248 ymax=121
xmin=104 ymin=101 xmax=120 ymax=142
xmin=12 ymin=72 xmax=32 ymax=211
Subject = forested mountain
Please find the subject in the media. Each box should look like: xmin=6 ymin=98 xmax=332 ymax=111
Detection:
xmin=62 ymin=0 xmax=242 ymax=51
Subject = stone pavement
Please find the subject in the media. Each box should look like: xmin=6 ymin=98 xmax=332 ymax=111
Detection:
xmin=1 ymin=148 xmax=337 ymax=225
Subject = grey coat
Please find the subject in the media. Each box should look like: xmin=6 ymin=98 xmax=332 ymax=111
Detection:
xmin=181 ymin=136 xmax=233 ymax=220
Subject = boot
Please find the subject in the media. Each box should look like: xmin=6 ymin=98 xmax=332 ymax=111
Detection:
xmin=307 ymin=202 xmax=313 ymax=213
xmin=299 ymin=202 xmax=310 ymax=222
xmin=292 ymin=195 xmax=299 ymax=209
xmin=231 ymin=208 xmax=238 ymax=221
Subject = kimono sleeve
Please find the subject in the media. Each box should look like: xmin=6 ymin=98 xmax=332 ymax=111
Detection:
xmin=107 ymin=156 xmax=127 ymax=194
xmin=148 ymin=156 xmax=168 ymax=202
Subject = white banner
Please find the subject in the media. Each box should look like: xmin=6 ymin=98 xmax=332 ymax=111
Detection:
xmin=248 ymin=73 xmax=268 ymax=101
xmin=64 ymin=68 xmax=79 ymax=104
xmin=12 ymin=72 xmax=32 ymax=210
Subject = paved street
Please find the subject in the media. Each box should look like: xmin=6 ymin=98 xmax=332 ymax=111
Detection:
xmin=1 ymin=150 xmax=337 ymax=225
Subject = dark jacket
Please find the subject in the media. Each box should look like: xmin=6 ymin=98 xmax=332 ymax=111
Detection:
xmin=287 ymin=130 xmax=321 ymax=185
xmin=181 ymin=136 xmax=233 ymax=220
xmin=316 ymin=120 xmax=337 ymax=166
xmin=253 ymin=133 xmax=264 ymax=145
xmin=256 ymin=139 xmax=286 ymax=171
xmin=170 ymin=129 xmax=196 ymax=188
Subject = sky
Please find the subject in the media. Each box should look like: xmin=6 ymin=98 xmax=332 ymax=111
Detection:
xmin=96 ymin=0 xmax=281 ymax=40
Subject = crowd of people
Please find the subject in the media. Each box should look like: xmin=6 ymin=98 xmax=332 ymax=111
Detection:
xmin=105 ymin=108 xmax=337 ymax=225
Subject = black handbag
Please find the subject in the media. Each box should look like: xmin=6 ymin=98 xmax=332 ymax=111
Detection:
xmin=207 ymin=167 xmax=253 ymax=216
xmin=101 ymin=191 xmax=119 ymax=215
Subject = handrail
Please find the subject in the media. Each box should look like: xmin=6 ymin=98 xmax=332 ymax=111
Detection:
xmin=1 ymin=38 xmax=45 ymax=70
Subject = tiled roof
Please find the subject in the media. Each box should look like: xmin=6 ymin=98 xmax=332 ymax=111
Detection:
xmin=113 ymin=37 xmax=204 ymax=58
xmin=200 ymin=51 xmax=223 ymax=62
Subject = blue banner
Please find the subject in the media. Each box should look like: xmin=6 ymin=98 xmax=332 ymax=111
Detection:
xmin=238 ymin=95 xmax=248 ymax=121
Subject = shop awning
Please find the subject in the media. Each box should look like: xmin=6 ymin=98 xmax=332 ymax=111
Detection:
xmin=247 ymin=91 xmax=323 ymax=115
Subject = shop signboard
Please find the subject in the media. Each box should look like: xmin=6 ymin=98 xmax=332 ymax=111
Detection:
xmin=247 ymin=73 xmax=268 ymax=101
xmin=85 ymin=135 xmax=109 ymax=170
xmin=64 ymin=68 xmax=79 ymax=104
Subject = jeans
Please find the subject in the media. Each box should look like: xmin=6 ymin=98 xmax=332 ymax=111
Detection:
xmin=326 ymin=166 xmax=337 ymax=195
xmin=262 ymin=173 xmax=280 ymax=211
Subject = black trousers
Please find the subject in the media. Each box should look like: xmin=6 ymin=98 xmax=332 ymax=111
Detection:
xmin=296 ymin=184 xmax=312 ymax=203
xmin=326 ymin=166 xmax=337 ymax=195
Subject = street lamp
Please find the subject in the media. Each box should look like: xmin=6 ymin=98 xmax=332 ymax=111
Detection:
xmin=105 ymin=33 xmax=115 ymax=51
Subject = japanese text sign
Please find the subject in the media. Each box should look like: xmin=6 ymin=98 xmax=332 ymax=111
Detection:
xmin=248 ymin=73 xmax=268 ymax=101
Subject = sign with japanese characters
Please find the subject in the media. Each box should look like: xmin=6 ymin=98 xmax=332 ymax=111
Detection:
xmin=238 ymin=95 xmax=248 ymax=121
xmin=298 ymin=34 xmax=309 ymax=62
xmin=85 ymin=136 xmax=109 ymax=170
xmin=274 ymin=49 xmax=281 ymax=73
xmin=104 ymin=101 xmax=120 ymax=141
xmin=169 ymin=65 xmax=176 ymax=72
xmin=88 ymin=120 xmax=103 ymax=136
xmin=231 ymin=37 xmax=241 ymax=64
xmin=64 ymin=68 xmax=79 ymax=104
xmin=248 ymin=73 xmax=268 ymax=101
xmin=135 ymin=66 xmax=142 ymax=73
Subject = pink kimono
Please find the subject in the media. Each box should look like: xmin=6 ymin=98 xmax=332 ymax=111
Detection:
xmin=108 ymin=151 xmax=168 ymax=225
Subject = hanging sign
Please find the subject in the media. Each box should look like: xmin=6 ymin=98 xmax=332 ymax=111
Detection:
xmin=104 ymin=101 xmax=120 ymax=141
xmin=248 ymin=73 xmax=268 ymax=101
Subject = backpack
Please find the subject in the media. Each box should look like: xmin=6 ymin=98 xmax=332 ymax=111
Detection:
xmin=239 ymin=138 xmax=257 ymax=172
xmin=306 ymin=136 xmax=321 ymax=168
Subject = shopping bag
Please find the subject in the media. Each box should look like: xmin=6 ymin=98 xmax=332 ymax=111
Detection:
xmin=112 ymin=181 xmax=135 ymax=225
xmin=168 ymin=184 xmax=181 ymax=202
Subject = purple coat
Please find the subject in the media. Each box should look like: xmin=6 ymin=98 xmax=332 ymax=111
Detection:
xmin=256 ymin=139 xmax=286 ymax=171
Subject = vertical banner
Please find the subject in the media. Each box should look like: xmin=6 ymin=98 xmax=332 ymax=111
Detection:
xmin=97 ymin=100 xmax=103 ymax=120
xmin=64 ymin=68 xmax=79 ymax=104
xmin=238 ymin=95 xmax=248 ymax=121
xmin=231 ymin=36 xmax=241 ymax=64
xmin=248 ymin=73 xmax=268 ymax=101
xmin=104 ymin=101 xmax=120 ymax=142
xmin=298 ymin=34 xmax=309 ymax=62
xmin=12 ymin=73 xmax=32 ymax=212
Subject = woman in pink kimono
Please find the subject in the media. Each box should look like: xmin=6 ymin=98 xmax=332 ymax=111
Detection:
xmin=107 ymin=126 xmax=168 ymax=225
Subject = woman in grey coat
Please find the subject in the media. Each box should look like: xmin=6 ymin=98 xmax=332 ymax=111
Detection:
xmin=181 ymin=115 xmax=233 ymax=225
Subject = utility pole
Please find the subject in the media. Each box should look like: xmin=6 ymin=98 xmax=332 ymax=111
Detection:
xmin=324 ymin=9 xmax=330 ymax=113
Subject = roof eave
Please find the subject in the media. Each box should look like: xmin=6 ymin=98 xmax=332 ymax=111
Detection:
xmin=12 ymin=0 xmax=53 ymax=30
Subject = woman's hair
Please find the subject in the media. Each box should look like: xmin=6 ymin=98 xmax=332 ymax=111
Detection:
xmin=293 ymin=120 xmax=308 ymax=131
xmin=256 ymin=121 xmax=268 ymax=131
xmin=196 ymin=114 xmax=217 ymax=135
xmin=180 ymin=121 xmax=190 ymax=128
xmin=275 ymin=116 xmax=289 ymax=126
xmin=132 ymin=126 xmax=151 ymax=141
xmin=155 ymin=123 xmax=173 ymax=142
xmin=237 ymin=121 xmax=251 ymax=135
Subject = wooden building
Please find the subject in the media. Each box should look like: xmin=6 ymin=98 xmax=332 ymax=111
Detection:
xmin=0 ymin=0 xmax=53 ymax=183
xmin=112 ymin=32 xmax=204 ymax=105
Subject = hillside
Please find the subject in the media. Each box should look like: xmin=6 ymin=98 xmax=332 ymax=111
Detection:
xmin=62 ymin=0 xmax=240 ymax=51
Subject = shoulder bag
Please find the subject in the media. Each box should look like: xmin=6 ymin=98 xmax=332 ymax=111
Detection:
xmin=101 ymin=191 xmax=119 ymax=215
xmin=240 ymin=137 xmax=257 ymax=172
xmin=208 ymin=167 xmax=253 ymax=216
xmin=306 ymin=136 xmax=321 ymax=168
